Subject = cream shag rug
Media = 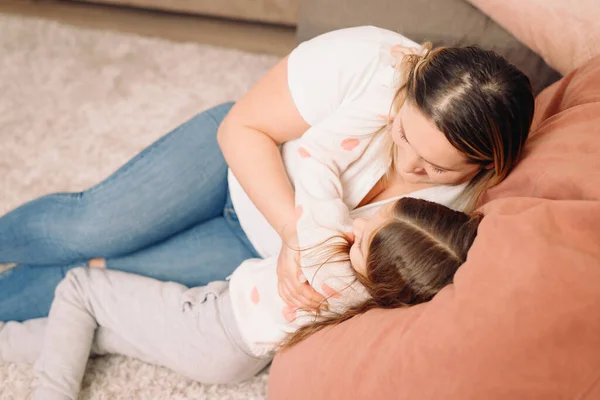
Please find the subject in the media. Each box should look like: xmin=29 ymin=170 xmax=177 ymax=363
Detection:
xmin=0 ymin=14 xmax=279 ymax=399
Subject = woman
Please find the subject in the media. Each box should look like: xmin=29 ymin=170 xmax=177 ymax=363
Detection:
xmin=0 ymin=26 xmax=534 ymax=321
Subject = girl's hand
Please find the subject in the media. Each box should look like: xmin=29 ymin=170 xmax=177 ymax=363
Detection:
xmin=276 ymin=232 xmax=326 ymax=311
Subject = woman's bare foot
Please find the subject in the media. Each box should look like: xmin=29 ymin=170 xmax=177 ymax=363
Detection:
xmin=88 ymin=258 xmax=106 ymax=269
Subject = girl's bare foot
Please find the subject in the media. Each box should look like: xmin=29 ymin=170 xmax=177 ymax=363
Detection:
xmin=88 ymin=258 xmax=106 ymax=269
xmin=0 ymin=263 xmax=17 ymax=273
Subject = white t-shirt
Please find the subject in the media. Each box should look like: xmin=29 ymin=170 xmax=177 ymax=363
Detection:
xmin=227 ymin=26 xmax=467 ymax=356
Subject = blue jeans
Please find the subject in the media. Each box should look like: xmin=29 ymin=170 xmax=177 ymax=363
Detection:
xmin=0 ymin=102 xmax=260 ymax=321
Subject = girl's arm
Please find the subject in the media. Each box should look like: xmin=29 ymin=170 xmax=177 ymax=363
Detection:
xmin=217 ymin=56 xmax=309 ymax=237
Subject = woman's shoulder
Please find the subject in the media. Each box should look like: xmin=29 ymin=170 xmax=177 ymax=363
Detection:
xmin=288 ymin=26 xmax=414 ymax=125
xmin=306 ymin=25 xmax=383 ymax=43
xmin=290 ymin=26 xmax=388 ymax=67
xmin=305 ymin=26 xmax=415 ymax=46
xmin=294 ymin=26 xmax=419 ymax=60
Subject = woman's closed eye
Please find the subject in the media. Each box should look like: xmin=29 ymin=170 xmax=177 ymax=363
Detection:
xmin=429 ymin=165 xmax=446 ymax=174
xmin=399 ymin=131 xmax=445 ymax=174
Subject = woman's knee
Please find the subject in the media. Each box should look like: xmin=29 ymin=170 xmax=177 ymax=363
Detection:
xmin=34 ymin=192 xmax=112 ymax=256
xmin=50 ymin=193 xmax=150 ymax=258
xmin=185 ymin=102 xmax=234 ymax=139
xmin=205 ymin=102 xmax=235 ymax=125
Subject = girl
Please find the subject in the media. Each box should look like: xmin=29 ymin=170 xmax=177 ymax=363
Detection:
xmin=0 ymin=198 xmax=483 ymax=399
xmin=0 ymin=26 xmax=534 ymax=321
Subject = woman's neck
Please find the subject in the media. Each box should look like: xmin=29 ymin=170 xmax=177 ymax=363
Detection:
xmin=358 ymin=171 xmax=435 ymax=208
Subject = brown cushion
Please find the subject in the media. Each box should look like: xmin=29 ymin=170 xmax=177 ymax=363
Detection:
xmin=296 ymin=0 xmax=561 ymax=94
xmin=267 ymin=56 xmax=600 ymax=400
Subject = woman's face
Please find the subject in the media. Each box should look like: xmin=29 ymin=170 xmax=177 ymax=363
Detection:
xmin=349 ymin=202 xmax=395 ymax=276
xmin=390 ymin=102 xmax=482 ymax=186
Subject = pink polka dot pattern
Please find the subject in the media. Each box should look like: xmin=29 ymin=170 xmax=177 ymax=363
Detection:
xmin=282 ymin=305 xmax=297 ymax=322
xmin=341 ymin=138 xmax=360 ymax=151
xmin=321 ymin=283 xmax=342 ymax=299
xmin=298 ymin=147 xmax=311 ymax=158
xmin=251 ymin=286 xmax=260 ymax=305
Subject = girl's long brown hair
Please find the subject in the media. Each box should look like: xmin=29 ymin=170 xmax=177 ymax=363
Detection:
xmin=280 ymin=197 xmax=483 ymax=350
xmin=385 ymin=44 xmax=535 ymax=211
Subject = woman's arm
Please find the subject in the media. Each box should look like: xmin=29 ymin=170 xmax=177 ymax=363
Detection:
xmin=218 ymin=56 xmax=327 ymax=310
xmin=217 ymin=56 xmax=309 ymax=237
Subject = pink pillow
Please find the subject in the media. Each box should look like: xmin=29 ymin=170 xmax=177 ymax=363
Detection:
xmin=465 ymin=0 xmax=600 ymax=75
xmin=267 ymin=56 xmax=600 ymax=400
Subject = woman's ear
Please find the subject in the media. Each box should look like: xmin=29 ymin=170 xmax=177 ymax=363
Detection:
xmin=485 ymin=163 xmax=494 ymax=170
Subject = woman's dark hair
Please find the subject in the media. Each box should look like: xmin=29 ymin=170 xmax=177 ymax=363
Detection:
xmin=388 ymin=44 xmax=535 ymax=211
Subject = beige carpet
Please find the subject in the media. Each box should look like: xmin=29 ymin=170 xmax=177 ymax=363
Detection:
xmin=0 ymin=13 xmax=279 ymax=399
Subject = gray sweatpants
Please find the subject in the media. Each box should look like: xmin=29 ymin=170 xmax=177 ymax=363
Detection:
xmin=0 ymin=268 xmax=271 ymax=400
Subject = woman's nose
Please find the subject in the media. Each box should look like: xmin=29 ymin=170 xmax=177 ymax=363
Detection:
xmin=401 ymin=147 xmax=423 ymax=173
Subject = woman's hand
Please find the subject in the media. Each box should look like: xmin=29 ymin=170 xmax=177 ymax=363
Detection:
xmin=276 ymin=231 xmax=327 ymax=311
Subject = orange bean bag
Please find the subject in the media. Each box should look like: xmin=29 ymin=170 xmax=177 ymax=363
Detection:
xmin=267 ymin=49 xmax=600 ymax=400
